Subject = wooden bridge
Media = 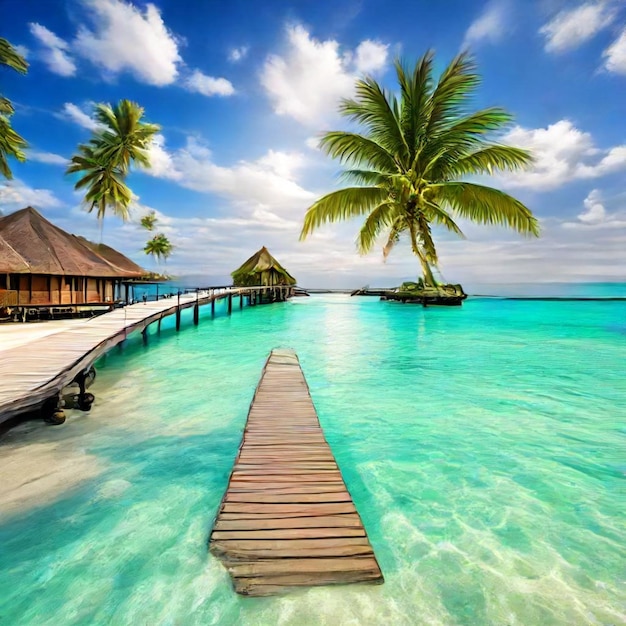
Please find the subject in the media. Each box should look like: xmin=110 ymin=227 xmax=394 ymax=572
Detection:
xmin=209 ymin=349 xmax=383 ymax=596
xmin=0 ymin=286 xmax=292 ymax=424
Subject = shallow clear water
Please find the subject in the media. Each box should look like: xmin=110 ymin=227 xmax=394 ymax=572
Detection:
xmin=1 ymin=295 xmax=624 ymax=625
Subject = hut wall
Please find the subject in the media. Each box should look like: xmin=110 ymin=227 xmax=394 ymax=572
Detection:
xmin=29 ymin=275 xmax=50 ymax=304
xmin=104 ymin=280 xmax=114 ymax=302
xmin=61 ymin=277 xmax=73 ymax=304
xmin=50 ymin=276 xmax=61 ymax=304
xmin=87 ymin=278 xmax=100 ymax=302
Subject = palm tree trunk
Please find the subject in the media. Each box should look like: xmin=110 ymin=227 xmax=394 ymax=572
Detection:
xmin=408 ymin=223 xmax=436 ymax=286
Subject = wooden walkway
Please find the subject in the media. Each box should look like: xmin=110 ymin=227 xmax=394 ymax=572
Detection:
xmin=209 ymin=349 xmax=383 ymax=596
xmin=0 ymin=288 xmax=253 ymax=423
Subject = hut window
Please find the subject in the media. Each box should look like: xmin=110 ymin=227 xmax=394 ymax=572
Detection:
xmin=0 ymin=275 xmax=6 ymax=289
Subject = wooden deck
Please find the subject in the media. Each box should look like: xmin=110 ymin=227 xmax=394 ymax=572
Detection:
xmin=0 ymin=288 xmax=252 ymax=423
xmin=209 ymin=349 xmax=383 ymax=596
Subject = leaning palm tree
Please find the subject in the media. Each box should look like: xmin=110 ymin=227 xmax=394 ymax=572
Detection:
xmin=144 ymin=233 xmax=173 ymax=264
xmin=300 ymin=51 xmax=539 ymax=285
xmin=0 ymin=38 xmax=28 ymax=179
xmin=67 ymin=99 xmax=159 ymax=238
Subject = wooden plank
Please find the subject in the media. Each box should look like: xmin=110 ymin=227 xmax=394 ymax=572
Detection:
xmin=208 ymin=349 xmax=383 ymax=596
xmin=228 ymin=556 xmax=380 ymax=577
xmin=234 ymin=570 xmax=383 ymax=596
xmin=225 ymin=491 xmax=351 ymax=504
xmin=214 ymin=514 xmax=364 ymax=530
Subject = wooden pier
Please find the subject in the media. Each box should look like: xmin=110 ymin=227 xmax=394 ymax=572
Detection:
xmin=0 ymin=286 xmax=292 ymax=424
xmin=209 ymin=349 xmax=383 ymax=596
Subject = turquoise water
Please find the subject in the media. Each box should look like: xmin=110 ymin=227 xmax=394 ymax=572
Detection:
xmin=1 ymin=295 xmax=624 ymax=625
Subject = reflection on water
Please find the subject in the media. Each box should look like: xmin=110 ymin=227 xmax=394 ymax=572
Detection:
xmin=0 ymin=294 xmax=624 ymax=625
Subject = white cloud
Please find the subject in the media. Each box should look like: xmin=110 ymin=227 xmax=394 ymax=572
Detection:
xmin=260 ymin=24 xmax=390 ymax=126
xmin=143 ymin=134 xmax=181 ymax=180
xmin=58 ymin=102 xmax=101 ymax=131
xmin=146 ymin=137 xmax=315 ymax=213
xmin=184 ymin=70 xmax=235 ymax=97
xmin=0 ymin=179 xmax=64 ymax=210
xmin=603 ymin=27 xmax=626 ymax=74
xmin=540 ymin=2 xmax=616 ymax=53
xmin=577 ymin=188 xmax=606 ymax=224
xmin=463 ymin=0 xmax=509 ymax=47
xmin=228 ymin=46 xmax=249 ymax=62
xmin=28 ymin=22 xmax=76 ymax=76
xmin=14 ymin=44 xmax=29 ymax=59
xmin=74 ymin=0 xmax=182 ymax=86
xmin=305 ymin=136 xmax=321 ymax=150
xmin=499 ymin=120 xmax=626 ymax=190
xmin=28 ymin=151 xmax=67 ymax=166
xmin=352 ymin=40 xmax=389 ymax=74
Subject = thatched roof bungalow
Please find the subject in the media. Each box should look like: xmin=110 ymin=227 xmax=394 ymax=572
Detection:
xmin=0 ymin=207 xmax=143 ymax=307
xmin=231 ymin=247 xmax=296 ymax=287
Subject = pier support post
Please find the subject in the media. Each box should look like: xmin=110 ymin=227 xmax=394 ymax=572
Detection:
xmin=228 ymin=293 xmax=232 ymax=315
xmin=157 ymin=318 xmax=162 ymax=333
xmin=42 ymin=394 xmax=66 ymax=425
xmin=211 ymin=298 xmax=215 ymax=317
xmin=75 ymin=368 xmax=95 ymax=411
xmin=193 ymin=303 xmax=199 ymax=325
xmin=142 ymin=326 xmax=149 ymax=344
xmin=240 ymin=294 xmax=244 ymax=310
xmin=176 ymin=306 xmax=181 ymax=331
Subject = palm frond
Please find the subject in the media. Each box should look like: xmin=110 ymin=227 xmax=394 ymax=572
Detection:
xmin=0 ymin=38 xmax=28 ymax=74
xmin=320 ymin=131 xmax=398 ymax=172
xmin=340 ymin=77 xmax=409 ymax=163
xmin=357 ymin=201 xmax=398 ymax=254
xmin=423 ymin=200 xmax=465 ymax=238
xmin=339 ymin=169 xmax=390 ymax=186
xmin=395 ymin=53 xmax=434 ymax=154
xmin=0 ymin=115 xmax=27 ymax=179
xmin=443 ymin=144 xmax=533 ymax=177
xmin=435 ymin=182 xmax=540 ymax=236
xmin=425 ymin=52 xmax=479 ymax=139
xmin=300 ymin=187 xmax=388 ymax=239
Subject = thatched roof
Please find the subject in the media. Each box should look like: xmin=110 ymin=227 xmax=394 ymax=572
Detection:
xmin=0 ymin=207 xmax=144 ymax=277
xmin=232 ymin=246 xmax=296 ymax=286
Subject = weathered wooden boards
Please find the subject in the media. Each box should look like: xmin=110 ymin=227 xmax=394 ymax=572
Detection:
xmin=209 ymin=349 xmax=383 ymax=596
xmin=0 ymin=289 xmax=245 ymax=422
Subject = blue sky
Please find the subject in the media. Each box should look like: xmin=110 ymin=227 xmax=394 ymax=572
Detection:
xmin=1 ymin=0 xmax=625 ymax=287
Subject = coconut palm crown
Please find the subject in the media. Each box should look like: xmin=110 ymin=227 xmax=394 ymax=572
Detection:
xmin=144 ymin=233 xmax=173 ymax=263
xmin=67 ymin=100 xmax=159 ymax=231
xmin=300 ymin=51 xmax=539 ymax=285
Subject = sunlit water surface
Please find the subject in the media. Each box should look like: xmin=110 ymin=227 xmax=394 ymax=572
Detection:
xmin=1 ymin=295 xmax=624 ymax=625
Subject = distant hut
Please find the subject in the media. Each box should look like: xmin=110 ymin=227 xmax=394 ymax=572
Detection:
xmin=0 ymin=207 xmax=143 ymax=308
xmin=231 ymin=246 xmax=296 ymax=287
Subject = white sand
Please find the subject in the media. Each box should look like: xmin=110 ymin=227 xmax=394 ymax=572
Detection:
xmin=0 ymin=417 xmax=102 ymax=517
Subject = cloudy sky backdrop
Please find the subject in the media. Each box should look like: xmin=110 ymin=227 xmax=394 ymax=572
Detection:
xmin=2 ymin=0 xmax=625 ymax=288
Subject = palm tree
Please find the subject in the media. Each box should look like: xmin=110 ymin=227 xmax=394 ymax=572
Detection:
xmin=0 ymin=38 xmax=28 ymax=179
xmin=140 ymin=210 xmax=157 ymax=231
xmin=300 ymin=52 xmax=539 ymax=286
xmin=144 ymin=233 xmax=173 ymax=264
xmin=67 ymin=99 xmax=159 ymax=237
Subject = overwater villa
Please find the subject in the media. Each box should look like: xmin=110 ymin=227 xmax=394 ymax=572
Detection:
xmin=0 ymin=207 xmax=143 ymax=319
xmin=231 ymin=246 xmax=297 ymax=303
xmin=231 ymin=246 xmax=297 ymax=287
